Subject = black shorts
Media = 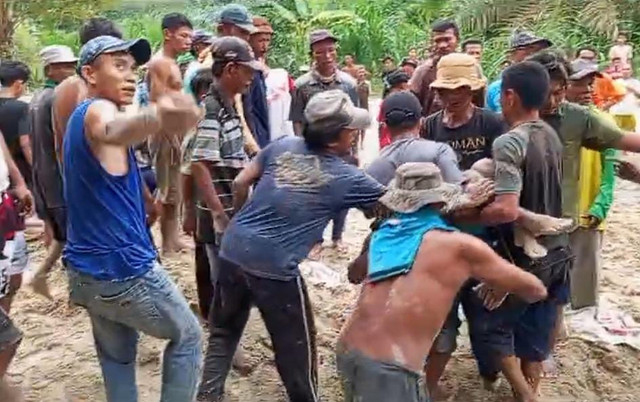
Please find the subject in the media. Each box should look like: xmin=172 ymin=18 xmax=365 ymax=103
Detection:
xmin=468 ymin=247 xmax=573 ymax=362
xmin=43 ymin=207 xmax=67 ymax=242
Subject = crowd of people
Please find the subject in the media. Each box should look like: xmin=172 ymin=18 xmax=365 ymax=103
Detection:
xmin=1 ymin=3 xmax=640 ymax=402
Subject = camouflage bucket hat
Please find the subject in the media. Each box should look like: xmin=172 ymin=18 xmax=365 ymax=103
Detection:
xmin=379 ymin=162 xmax=459 ymax=213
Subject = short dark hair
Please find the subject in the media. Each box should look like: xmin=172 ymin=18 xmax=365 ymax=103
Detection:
xmin=576 ymin=46 xmax=597 ymax=57
xmin=462 ymin=39 xmax=483 ymax=51
xmin=526 ymin=50 xmax=570 ymax=84
xmin=161 ymin=13 xmax=193 ymax=31
xmin=79 ymin=17 xmax=122 ymax=45
xmin=431 ymin=19 xmax=459 ymax=38
xmin=502 ymin=61 xmax=550 ymax=110
xmin=0 ymin=61 xmax=30 ymax=86
xmin=190 ymin=68 xmax=213 ymax=99
xmin=302 ymin=123 xmax=343 ymax=150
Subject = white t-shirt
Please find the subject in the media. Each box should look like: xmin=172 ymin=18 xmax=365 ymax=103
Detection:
xmin=0 ymin=145 xmax=9 ymax=193
xmin=265 ymin=68 xmax=294 ymax=141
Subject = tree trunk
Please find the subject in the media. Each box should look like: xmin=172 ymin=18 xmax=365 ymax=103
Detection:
xmin=0 ymin=1 xmax=15 ymax=59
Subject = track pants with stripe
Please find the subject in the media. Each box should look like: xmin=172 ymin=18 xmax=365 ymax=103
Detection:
xmin=197 ymin=248 xmax=318 ymax=402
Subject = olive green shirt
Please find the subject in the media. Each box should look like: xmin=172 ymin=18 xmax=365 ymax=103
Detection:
xmin=543 ymin=102 xmax=624 ymax=222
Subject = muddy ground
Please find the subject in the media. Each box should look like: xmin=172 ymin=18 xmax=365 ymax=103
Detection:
xmin=7 ymin=102 xmax=640 ymax=401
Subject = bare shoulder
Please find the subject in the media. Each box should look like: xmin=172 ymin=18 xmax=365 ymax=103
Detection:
xmin=54 ymin=76 xmax=84 ymax=101
xmin=84 ymin=100 xmax=118 ymax=130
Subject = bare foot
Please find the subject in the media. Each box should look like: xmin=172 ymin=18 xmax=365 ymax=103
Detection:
xmin=331 ymin=240 xmax=347 ymax=253
xmin=519 ymin=211 xmax=574 ymax=236
xmin=482 ymin=376 xmax=502 ymax=392
xmin=29 ymin=273 xmax=54 ymax=300
xmin=514 ymin=227 xmax=548 ymax=259
xmin=541 ymin=356 xmax=558 ymax=379
xmin=308 ymin=243 xmax=323 ymax=261
xmin=232 ymin=347 xmax=253 ymax=376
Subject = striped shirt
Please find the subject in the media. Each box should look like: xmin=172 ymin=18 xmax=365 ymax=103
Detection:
xmin=190 ymin=80 xmax=247 ymax=242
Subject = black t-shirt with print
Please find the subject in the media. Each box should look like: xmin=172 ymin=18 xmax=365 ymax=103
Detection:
xmin=420 ymin=107 xmax=506 ymax=170
xmin=0 ymin=98 xmax=31 ymax=184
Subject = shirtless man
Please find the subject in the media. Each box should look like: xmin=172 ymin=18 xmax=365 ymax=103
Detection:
xmin=338 ymin=162 xmax=547 ymax=402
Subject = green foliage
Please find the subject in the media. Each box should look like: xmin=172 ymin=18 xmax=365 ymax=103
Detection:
xmin=9 ymin=0 xmax=640 ymax=88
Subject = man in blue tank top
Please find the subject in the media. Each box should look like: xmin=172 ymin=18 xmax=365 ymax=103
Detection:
xmin=63 ymin=35 xmax=203 ymax=402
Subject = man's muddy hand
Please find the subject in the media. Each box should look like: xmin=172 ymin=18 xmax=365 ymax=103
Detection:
xmin=473 ymin=283 xmax=508 ymax=311
xmin=615 ymin=158 xmax=640 ymax=184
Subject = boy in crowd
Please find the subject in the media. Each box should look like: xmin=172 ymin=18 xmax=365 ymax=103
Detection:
xmin=151 ymin=13 xmax=194 ymax=255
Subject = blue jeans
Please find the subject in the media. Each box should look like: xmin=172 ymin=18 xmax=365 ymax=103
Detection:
xmin=67 ymin=263 xmax=203 ymax=402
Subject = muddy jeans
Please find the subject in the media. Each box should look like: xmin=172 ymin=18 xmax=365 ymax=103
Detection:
xmin=67 ymin=262 xmax=203 ymax=402
xmin=336 ymin=344 xmax=429 ymax=402
xmin=198 ymin=260 xmax=318 ymax=402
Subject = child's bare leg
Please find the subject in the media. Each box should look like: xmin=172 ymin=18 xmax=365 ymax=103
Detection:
xmin=518 ymin=209 xmax=573 ymax=236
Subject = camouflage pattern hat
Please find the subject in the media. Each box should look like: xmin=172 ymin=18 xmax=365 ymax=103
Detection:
xmin=379 ymin=162 xmax=459 ymax=213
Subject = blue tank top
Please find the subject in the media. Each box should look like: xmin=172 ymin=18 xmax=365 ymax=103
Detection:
xmin=63 ymin=99 xmax=156 ymax=280
xmin=369 ymin=208 xmax=457 ymax=283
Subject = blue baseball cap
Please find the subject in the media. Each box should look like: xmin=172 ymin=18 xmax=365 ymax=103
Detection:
xmin=78 ymin=35 xmax=152 ymax=73
xmin=216 ymin=4 xmax=256 ymax=33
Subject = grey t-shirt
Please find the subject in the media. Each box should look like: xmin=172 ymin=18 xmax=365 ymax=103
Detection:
xmin=30 ymin=87 xmax=64 ymax=209
xmin=366 ymin=137 xmax=463 ymax=185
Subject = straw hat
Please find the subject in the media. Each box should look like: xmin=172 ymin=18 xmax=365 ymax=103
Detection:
xmin=379 ymin=162 xmax=459 ymax=213
xmin=430 ymin=53 xmax=486 ymax=91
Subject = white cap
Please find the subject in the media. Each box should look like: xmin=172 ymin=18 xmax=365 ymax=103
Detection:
xmin=39 ymin=45 xmax=78 ymax=67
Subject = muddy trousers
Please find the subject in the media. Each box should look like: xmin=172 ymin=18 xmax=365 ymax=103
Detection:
xmin=194 ymin=241 xmax=213 ymax=319
xmin=197 ymin=258 xmax=319 ymax=402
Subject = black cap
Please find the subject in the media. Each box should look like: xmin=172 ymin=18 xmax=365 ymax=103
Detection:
xmin=211 ymin=36 xmax=263 ymax=71
xmin=385 ymin=69 xmax=410 ymax=88
xmin=382 ymin=91 xmax=422 ymax=128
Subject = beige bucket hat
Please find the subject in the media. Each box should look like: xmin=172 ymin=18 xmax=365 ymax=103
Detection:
xmin=379 ymin=162 xmax=459 ymax=213
xmin=430 ymin=53 xmax=486 ymax=91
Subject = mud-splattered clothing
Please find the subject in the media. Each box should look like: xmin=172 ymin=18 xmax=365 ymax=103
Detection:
xmin=220 ymin=137 xmax=385 ymax=280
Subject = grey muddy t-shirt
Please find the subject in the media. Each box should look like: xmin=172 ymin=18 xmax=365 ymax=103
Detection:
xmin=366 ymin=137 xmax=463 ymax=186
